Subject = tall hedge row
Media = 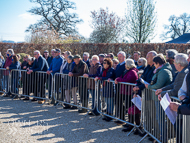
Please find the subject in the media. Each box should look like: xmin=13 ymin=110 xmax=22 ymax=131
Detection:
xmin=0 ymin=43 xmax=190 ymax=57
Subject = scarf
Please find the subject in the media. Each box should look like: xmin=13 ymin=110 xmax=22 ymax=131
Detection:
xmin=102 ymin=68 xmax=110 ymax=86
xmin=153 ymin=65 xmax=163 ymax=74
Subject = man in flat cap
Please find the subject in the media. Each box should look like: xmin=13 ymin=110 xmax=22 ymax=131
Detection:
xmin=68 ymin=54 xmax=89 ymax=113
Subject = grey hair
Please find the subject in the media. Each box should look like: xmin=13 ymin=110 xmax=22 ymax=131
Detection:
xmin=34 ymin=50 xmax=41 ymax=55
xmin=175 ymin=53 xmax=189 ymax=67
xmin=148 ymin=51 xmax=157 ymax=57
xmin=117 ymin=51 xmax=126 ymax=57
xmin=51 ymin=49 xmax=56 ymax=52
xmin=166 ymin=49 xmax=178 ymax=59
xmin=65 ymin=51 xmax=71 ymax=56
xmin=91 ymin=55 xmax=99 ymax=61
xmin=138 ymin=57 xmax=147 ymax=67
xmin=125 ymin=58 xmax=136 ymax=69
xmin=7 ymin=49 xmax=14 ymax=55
xmin=83 ymin=52 xmax=90 ymax=57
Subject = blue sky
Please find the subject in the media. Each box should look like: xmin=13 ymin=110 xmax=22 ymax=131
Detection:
xmin=0 ymin=0 xmax=189 ymax=43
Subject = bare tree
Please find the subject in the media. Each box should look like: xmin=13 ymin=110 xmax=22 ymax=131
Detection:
xmin=161 ymin=13 xmax=190 ymax=40
xmin=125 ymin=0 xmax=157 ymax=43
xmin=89 ymin=8 xmax=126 ymax=43
xmin=26 ymin=0 xmax=82 ymax=36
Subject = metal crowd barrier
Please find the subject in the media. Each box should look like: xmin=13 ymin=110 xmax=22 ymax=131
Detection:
xmin=139 ymin=88 xmax=185 ymax=143
xmin=96 ymin=79 xmax=143 ymax=136
xmin=10 ymin=69 xmax=52 ymax=102
xmin=0 ymin=68 xmax=11 ymax=96
xmin=53 ymin=73 xmax=97 ymax=112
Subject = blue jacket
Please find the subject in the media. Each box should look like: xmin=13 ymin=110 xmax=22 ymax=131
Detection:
xmin=62 ymin=62 xmax=75 ymax=74
xmin=48 ymin=56 xmax=63 ymax=75
xmin=31 ymin=56 xmax=49 ymax=72
xmin=114 ymin=63 xmax=126 ymax=79
xmin=9 ymin=61 xmax=20 ymax=70
xmin=47 ymin=56 xmax=53 ymax=67
xmin=99 ymin=67 xmax=115 ymax=98
xmin=99 ymin=67 xmax=115 ymax=81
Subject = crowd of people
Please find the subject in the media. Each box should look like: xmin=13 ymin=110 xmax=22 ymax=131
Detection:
xmin=0 ymin=48 xmax=190 ymax=142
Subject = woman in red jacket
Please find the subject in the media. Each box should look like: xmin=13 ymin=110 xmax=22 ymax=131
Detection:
xmin=114 ymin=59 xmax=138 ymax=126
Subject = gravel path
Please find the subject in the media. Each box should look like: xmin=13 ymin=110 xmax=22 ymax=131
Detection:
xmin=0 ymin=96 xmax=151 ymax=143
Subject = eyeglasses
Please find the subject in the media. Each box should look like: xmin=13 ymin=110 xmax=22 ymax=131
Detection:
xmin=103 ymin=62 xmax=107 ymax=64
xmin=138 ymin=62 xmax=141 ymax=63
xmin=92 ymin=59 xmax=97 ymax=61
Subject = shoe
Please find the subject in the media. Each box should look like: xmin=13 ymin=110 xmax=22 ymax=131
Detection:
xmin=88 ymin=112 xmax=94 ymax=116
xmin=31 ymin=98 xmax=37 ymax=102
xmin=116 ymin=121 xmax=125 ymax=126
xmin=63 ymin=104 xmax=71 ymax=109
xmin=78 ymin=109 xmax=87 ymax=113
xmin=23 ymin=97 xmax=30 ymax=100
xmin=122 ymin=126 xmax=133 ymax=132
xmin=70 ymin=106 xmax=77 ymax=109
xmin=122 ymin=124 xmax=128 ymax=128
xmin=102 ymin=116 xmax=112 ymax=122
xmin=38 ymin=100 xmax=45 ymax=104
xmin=133 ymin=127 xmax=143 ymax=135
xmin=148 ymin=137 xmax=154 ymax=141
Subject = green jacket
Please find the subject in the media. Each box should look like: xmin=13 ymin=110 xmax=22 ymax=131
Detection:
xmin=148 ymin=62 xmax=173 ymax=101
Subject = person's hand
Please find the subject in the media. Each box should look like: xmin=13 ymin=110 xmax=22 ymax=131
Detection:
xmin=115 ymin=79 xmax=118 ymax=84
xmin=155 ymin=89 xmax=162 ymax=95
xmin=94 ymin=77 xmax=99 ymax=81
xmin=180 ymin=95 xmax=186 ymax=101
xmin=83 ymin=74 xmax=89 ymax=78
xmin=6 ymin=67 xmax=9 ymax=70
xmin=23 ymin=66 xmax=27 ymax=69
xmin=1 ymin=56 xmax=3 ymax=59
xmin=68 ymin=72 xmax=73 ymax=77
xmin=145 ymin=84 xmax=149 ymax=88
xmin=158 ymin=94 xmax=162 ymax=101
xmin=27 ymin=70 xmax=32 ymax=74
xmin=26 ymin=68 xmax=29 ymax=71
xmin=108 ymin=78 xmax=112 ymax=82
xmin=47 ymin=71 xmax=50 ymax=74
xmin=133 ymin=94 xmax=138 ymax=98
xmin=169 ymin=102 xmax=181 ymax=112
xmin=133 ymin=86 xmax=139 ymax=92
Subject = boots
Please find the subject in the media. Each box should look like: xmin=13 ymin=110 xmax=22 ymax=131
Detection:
xmin=122 ymin=114 xmax=134 ymax=132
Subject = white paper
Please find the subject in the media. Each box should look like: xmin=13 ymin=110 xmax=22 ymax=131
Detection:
xmin=160 ymin=93 xmax=177 ymax=125
xmin=131 ymin=95 xmax=142 ymax=111
xmin=140 ymin=78 xmax=149 ymax=85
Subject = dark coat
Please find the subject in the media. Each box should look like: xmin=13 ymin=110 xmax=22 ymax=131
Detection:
xmin=21 ymin=61 xmax=28 ymax=70
xmin=136 ymin=64 xmax=155 ymax=91
xmin=87 ymin=63 xmax=102 ymax=89
xmin=84 ymin=60 xmax=91 ymax=69
xmin=31 ymin=56 xmax=49 ymax=72
xmin=114 ymin=63 xmax=126 ymax=79
xmin=72 ymin=60 xmax=89 ymax=87
xmin=63 ymin=62 xmax=75 ymax=90
xmin=9 ymin=61 xmax=20 ymax=70
xmin=161 ymin=66 xmax=189 ymax=97
xmin=99 ymin=67 xmax=115 ymax=98
xmin=72 ymin=60 xmax=89 ymax=76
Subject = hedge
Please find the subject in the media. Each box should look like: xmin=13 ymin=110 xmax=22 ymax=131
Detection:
xmin=0 ymin=43 xmax=190 ymax=58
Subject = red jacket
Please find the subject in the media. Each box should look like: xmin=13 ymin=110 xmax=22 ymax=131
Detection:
xmin=116 ymin=68 xmax=138 ymax=95
xmin=3 ymin=56 xmax=12 ymax=75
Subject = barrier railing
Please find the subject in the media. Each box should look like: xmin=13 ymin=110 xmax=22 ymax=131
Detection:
xmin=139 ymin=88 xmax=184 ymax=143
xmin=10 ymin=69 xmax=52 ymax=102
xmin=1 ymin=69 xmax=189 ymax=142
xmin=53 ymin=73 xmax=97 ymax=112
xmin=96 ymin=79 xmax=143 ymax=136
xmin=0 ymin=68 xmax=11 ymax=96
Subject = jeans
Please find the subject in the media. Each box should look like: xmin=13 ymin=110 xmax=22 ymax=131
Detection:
xmin=88 ymin=89 xmax=101 ymax=113
xmin=105 ymin=97 xmax=114 ymax=115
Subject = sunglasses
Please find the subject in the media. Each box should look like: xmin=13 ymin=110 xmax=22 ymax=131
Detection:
xmin=103 ymin=62 xmax=107 ymax=64
xmin=138 ymin=62 xmax=141 ymax=63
